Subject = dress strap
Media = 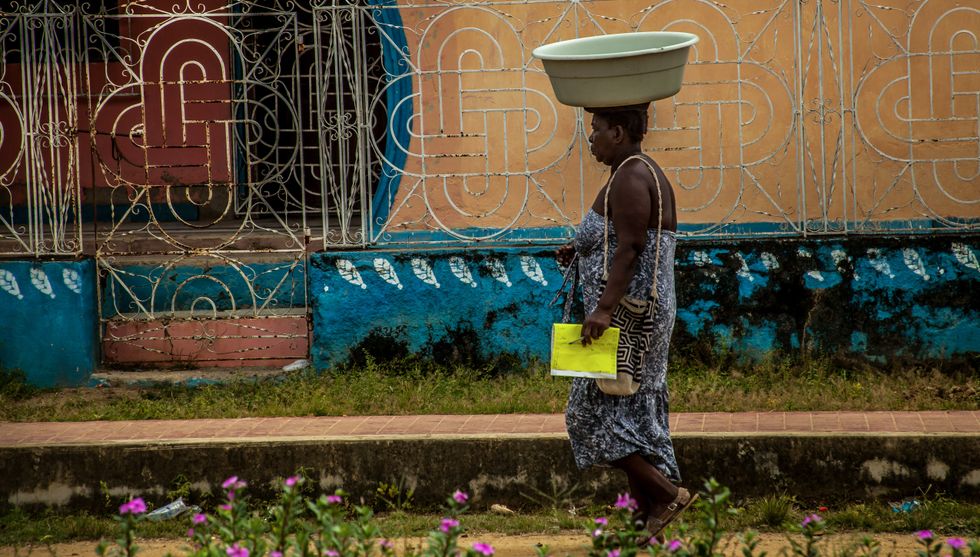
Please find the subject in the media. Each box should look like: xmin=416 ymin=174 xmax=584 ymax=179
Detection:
xmin=601 ymin=154 xmax=664 ymax=301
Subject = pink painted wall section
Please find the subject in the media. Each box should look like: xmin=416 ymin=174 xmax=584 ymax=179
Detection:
xmin=0 ymin=1 xmax=236 ymax=203
xmin=85 ymin=3 xmax=235 ymax=193
xmin=103 ymin=316 xmax=309 ymax=368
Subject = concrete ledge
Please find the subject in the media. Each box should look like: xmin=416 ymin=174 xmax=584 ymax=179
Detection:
xmin=3 ymin=433 xmax=978 ymax=512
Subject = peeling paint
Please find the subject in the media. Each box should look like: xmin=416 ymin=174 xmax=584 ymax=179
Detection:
xmin=318 ymin=473 xmax=346 ymax=492
xmin=8 ymin=482 xmax=92 ymax=506
xmin=861 ymin=458 xmax=911 ymax=483
xmin=926 ymin=459 xmax=950 ymax=481
xmin=961 ymin=469 xmax=980 ymax=487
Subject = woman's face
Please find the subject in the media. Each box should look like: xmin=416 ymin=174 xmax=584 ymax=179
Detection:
xmin=588 ymin=114 xmax=618 ymax=165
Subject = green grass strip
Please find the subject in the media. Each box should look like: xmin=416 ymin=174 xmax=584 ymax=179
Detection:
xmin=1 ymin=357 xmax=976 ymax=422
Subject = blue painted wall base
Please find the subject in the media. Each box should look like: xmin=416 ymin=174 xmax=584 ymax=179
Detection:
xmin=311 ymin=237 xmax=980 ymax=370
xmin=0 ymin=260 xmax=98 ymax=387
xmin=311 ymin=248 xmax=563 ymax=370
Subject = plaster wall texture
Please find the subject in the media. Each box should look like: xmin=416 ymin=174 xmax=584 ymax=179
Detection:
xmin=311 ymin=237 xmax=979 ymax=369
xmin=0 ymin=260 xmax=97 ymax=387
xmin=376 ymin=0 xmax=978 ymax=238
xmin=3 ymin=434 xmax=978 ymax=512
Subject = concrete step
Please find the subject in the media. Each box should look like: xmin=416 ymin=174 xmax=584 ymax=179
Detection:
xmin=1 ymin=412 xmax=978 ymax=512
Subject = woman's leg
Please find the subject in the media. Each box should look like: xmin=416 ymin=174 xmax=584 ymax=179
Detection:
xmin=611 ymin=453 xmax=679 ymax=518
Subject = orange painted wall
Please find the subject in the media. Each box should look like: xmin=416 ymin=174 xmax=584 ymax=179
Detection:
xmin=383 ymin=0 xmax=980 ymax=234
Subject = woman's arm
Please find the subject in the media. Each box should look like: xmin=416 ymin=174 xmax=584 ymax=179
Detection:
xmin=580 ymin=162 xmax=651 ymax=344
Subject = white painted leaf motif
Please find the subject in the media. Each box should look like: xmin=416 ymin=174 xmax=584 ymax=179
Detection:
xmin=952 ymin=243 xmax=980 ymax=273
xmin=807 ymin=271 xmax=825 ymax=282
xmin=486 ymin=258 xmax=512 ymax=287
xmin=734 ymin=253 xmax=753 ymax=282
xmin=519 ymin=256 xmax=548 ymax=286
xmin=902 ymin=248 xmax=931 ymax=281
xmin=0 ymin=269 xmax=23 ymax=299
xmin=373 ymin=258 xmax=403 ymax=290
xmin=831 ymin=249 xmax=859 ymax=281
xmin=30 ymin=268 xmax=55 ymax=298
xmin=449 ymin=257 xmax=477 ymax=288
xmin=63 ymin=268 xmax=82 ymax=294
xmin=411 ymin=258 xmax=440 ymax=288
xmin=692 ymin=251 xmax=711 ymax=266
xmin=335 ymin=259 xmax=367 ymax=289
xmin=797 ymin=247 xmax=812 ymax=258
xmin=867 ymin=248 xmax=895 ymax=279
xmin=760 ymin=252 xmax=780 ymax=271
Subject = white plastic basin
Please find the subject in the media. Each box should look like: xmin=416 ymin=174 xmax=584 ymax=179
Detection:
xmin=532 ymin=32 xmax=699 ymax=108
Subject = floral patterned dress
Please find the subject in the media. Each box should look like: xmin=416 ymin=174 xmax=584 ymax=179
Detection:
xmin=564 ymin=208 xmax=680 ymax=481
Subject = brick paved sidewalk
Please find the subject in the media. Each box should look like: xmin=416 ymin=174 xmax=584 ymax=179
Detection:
xmin=1 ymin=411 xmax=977 ymax=447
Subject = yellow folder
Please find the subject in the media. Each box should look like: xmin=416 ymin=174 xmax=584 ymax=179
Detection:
xmin=550 ymin=323 xmax=620 ymax=379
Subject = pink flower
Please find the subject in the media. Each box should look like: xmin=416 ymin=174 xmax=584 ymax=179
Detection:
xmin=667 ymin=539 xmax=683 ymax=552
xmin=592 ymin=528 xmax=602 ymax=538
xmin=472 ymin=542 xmax=494 ymax=556
xmin=947 ymin=538 xmax=966 ymax=549
xmin=270 ymin=552 xmax=283 ymax=557
xmin=917 ymin=530 xmax=934 ymax=541
xmin=440 ymin=517 xmax=460 ymax=533
xmin=192 ymin=513 xmax=207 ymax=525
xmin=326 ymin=494 xmax=343 ymax=504
xmin=119 ymin=498 xmax=147 ymax=515
xmin=453 ymin=490 xmax=469 ymax=504
xmin=222 ymin=476 xmax=246 ymax=490
xmin=606 ymin=550 xmax=620 ymax=557
xmin=285 ymin=476 xmax=299 ymax=487
xmin=226 ymin=544 xmax=249 ymax=557
xmin=614 ymin=493 xmax=637 ymax=511
xmin=219 ymin=503 xmax=232 ymax=512
xmin=186 ymin=528 xmax=194 ymax=538
xmin=325 ymin=551 xmax=339 ymax=557
xmin=379 ymin=539 xmax=394 ymax=550
xmin=801 ymin=514 xmax=822 ymax=527
xmin=594 ymin=517 xmax=608 ymax=526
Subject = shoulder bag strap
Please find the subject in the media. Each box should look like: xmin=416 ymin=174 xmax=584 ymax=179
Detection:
xmin=601 ymin=154 xmax=664 ymax=301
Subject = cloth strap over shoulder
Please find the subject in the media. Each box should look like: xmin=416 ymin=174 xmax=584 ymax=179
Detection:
xmin=601 ymin=154 xmax=664 ymax=301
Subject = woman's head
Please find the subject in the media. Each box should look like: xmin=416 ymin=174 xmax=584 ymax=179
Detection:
xmin=586 ymin=104 xmax=649 ymax=165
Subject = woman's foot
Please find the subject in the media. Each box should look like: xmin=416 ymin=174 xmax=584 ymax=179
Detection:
xmin=646 ymin=487 xmax=698 ymax=538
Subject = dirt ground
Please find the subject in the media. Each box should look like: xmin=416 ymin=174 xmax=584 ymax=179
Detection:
xmin=0 ymin=533 xmax=924 ymax=557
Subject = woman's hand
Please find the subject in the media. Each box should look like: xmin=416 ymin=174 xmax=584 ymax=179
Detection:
xmin=580 ymin=308 xmax=612 ymax=345
xmin=556 ymin=243 xmax=576 ymax=267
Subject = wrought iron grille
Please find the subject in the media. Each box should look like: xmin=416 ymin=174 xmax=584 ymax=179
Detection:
xmin=0 ymin=0 xmax=975 ymax=259
xmin=0 ymin=1 xmax=81 ymax=256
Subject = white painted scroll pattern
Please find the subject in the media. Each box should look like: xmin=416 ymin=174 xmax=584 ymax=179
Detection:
xmin=855 ymin=2 xmax=980 ymax=226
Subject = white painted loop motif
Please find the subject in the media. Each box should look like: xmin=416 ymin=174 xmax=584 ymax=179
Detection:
xmin=449 ymin=257 xmax=478 ymax=288
xmin=734 ymin=253 xmax=753 ymax=282
xmin=692 ymin=251 xmax=712 ymax=267
xmin=831 ymin=250 xmax=859 ymax=281
xmin=0 ymin=270 xmax=23 ymax=299
xmin=760 ymin=252 xmax=780 ymax=271
xmin=867 ymin=248 xmax=895 ymax=279
xmin=374 ymin=258 xmax=403 ymax=290
xmin=951 ymin=243 xmax=979 ymax=274
xmin=30 ymin=268 xmax=55 ymax=298
xmin=519 ymin=256 xmax=548 ymax=286
xmin=411 ymin=258 xmax=440 ymax=288
xmin=336 ymin=260 xmax=367 ymax=289
xmin=902 ymin=249 xmax=931 ymax=281
xmin=63 ymin=269 xmax=82 ymax=294
xmin=486 ymin=258 xmax=512 ymax=287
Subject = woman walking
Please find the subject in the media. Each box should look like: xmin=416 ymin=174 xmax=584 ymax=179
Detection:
xmin=557 ymin=103 xmax=695 ymax=540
